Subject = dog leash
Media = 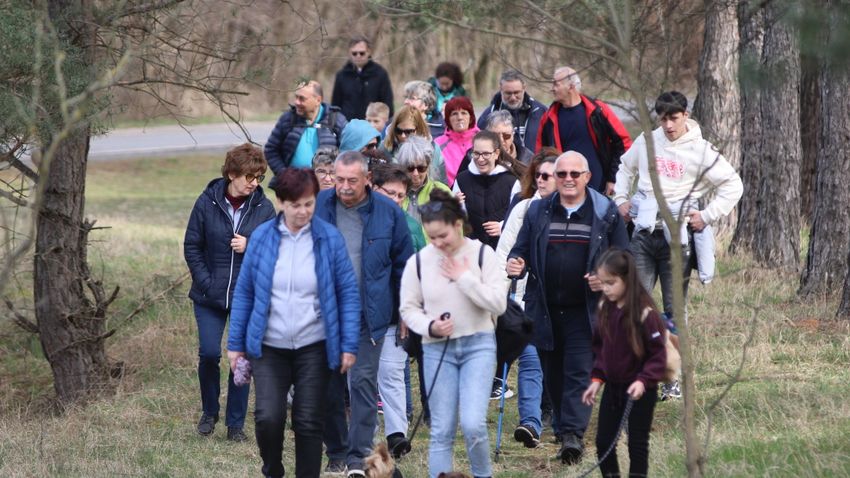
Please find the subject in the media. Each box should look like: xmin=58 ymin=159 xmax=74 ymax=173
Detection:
xmin=575 ymin=396 xmax=635 ymax=478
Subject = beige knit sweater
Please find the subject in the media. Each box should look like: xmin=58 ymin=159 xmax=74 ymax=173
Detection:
xmin=400 ymin=238 xmax=508 ymax=343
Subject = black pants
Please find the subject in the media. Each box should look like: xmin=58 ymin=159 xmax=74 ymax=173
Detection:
xmin=595 ymin=383 xmax=658 ymax=477
xmin=251 ymin=342 xmax=330 ymax=478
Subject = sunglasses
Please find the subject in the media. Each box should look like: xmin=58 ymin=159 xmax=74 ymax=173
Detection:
xmin=420 ymin=201 xmax=444 ymax=214
xmin=244 ymin=173 xmax=266 ymax=183
xmin=535 ymin=172 xmax=553 ymax=181
xmin=555 ymin=170 xmax=588 ymax=179
xmin=396 ymin=127 xmax=417 ymax=136
xmin=351 ymin=51 xmax=368 ymax=57
xmin=407 ymin=165 xmax=428 ymax=174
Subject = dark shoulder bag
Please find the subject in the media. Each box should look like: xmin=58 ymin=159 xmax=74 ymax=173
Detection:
xmin=401 ymin=252 xmax=424 ymax=357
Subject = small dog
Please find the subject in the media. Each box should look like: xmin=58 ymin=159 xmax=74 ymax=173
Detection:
xmin=365 ymin=442 xmax=403 ymax=478
xmin=438 ymin=473 xmax=471 ymax=478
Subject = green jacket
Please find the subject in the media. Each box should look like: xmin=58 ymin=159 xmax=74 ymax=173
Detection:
xmin=405 ymin=213 xmax=427 ymax=251
xmin=402 ymin=177 xmax=452 ymax=222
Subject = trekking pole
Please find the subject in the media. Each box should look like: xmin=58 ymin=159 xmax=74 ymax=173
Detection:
xmin=494 ymin=361 xmax=509 ymax=462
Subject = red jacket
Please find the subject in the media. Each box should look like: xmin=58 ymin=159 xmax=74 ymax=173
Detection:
xmin=535 ymin=95 xmax=632 ymax=183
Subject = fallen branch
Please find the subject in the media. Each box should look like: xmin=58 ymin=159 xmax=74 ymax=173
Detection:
xmin=4 ymin=297 xmax=39 ymax=334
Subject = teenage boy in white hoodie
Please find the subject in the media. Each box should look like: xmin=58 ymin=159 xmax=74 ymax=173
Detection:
xmin=613 ymin=90 xmax=743 ymax=329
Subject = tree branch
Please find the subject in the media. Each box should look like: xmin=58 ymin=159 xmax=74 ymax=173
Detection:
xmin=4 ymin=298 xmax=39 ymax=334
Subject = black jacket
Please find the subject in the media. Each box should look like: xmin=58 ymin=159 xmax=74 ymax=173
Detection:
xmin=477 ymin=92 xmax=547 ymax=153
xmin=183 ymin=178 xmax=276 ymax=311
xmin=455 ymin=166 xmax=517 ymax=251
xmin=331 ymin=60 xmax=394 ymax=120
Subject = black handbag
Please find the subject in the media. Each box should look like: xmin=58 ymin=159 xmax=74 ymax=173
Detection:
xmin=401 ymin=252 xmax=424 ymax=357
xmin=495 ymin=279 xmax=534 ymax=365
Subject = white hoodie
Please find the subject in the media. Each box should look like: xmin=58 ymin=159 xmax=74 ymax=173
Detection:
xmin=613 ymin=119 xmax=743 ymax=225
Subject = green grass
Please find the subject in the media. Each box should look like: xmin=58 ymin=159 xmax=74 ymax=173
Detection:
xmin=2 ymin=154 xmax=849 ymax=477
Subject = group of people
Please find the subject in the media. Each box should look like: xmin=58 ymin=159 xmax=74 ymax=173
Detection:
xmin=183 ymin=35 xmax=744 ymax=478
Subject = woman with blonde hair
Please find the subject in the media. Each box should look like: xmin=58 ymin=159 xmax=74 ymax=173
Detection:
xmin=381 ymin=105 xmax=447 ymax=184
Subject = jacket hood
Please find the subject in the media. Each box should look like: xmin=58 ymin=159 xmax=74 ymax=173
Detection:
xmin=342 ymin=59 xmax=380 ymax=76
xmin=339 ymin=119 xmax=380 ymax=152
xmin=468 ymin=162 xmax=510 ymax=176
xmin=204 ymin=177 xmax=267 ymax=207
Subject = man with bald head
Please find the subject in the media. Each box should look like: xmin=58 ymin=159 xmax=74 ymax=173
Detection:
xmin=265 ymin=80 xmax=348 ymax=188
xmin=536 ymin=67 xmax=632 ymax=195
xmin=507 ymin=150 xmax=628 ymax=465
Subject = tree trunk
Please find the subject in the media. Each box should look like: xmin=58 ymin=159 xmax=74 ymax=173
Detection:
xmin=799 ymin=53 xmax=820 ymax=224
xmin=750 ymin=2 xmax=801 ymax=270
xmin=693 ymin=0 xmax=741 ymax=236
xmin=800 ymin=4 xmax=850 ymax=296
xmin=839 ymin=254 xmax=850 ymax=318
xmin=730 ymin=1 xmax=765 ymax=254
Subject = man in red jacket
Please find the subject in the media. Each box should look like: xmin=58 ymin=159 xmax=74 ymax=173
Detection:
xmin=536 ymin=66 xmax=632 ymax=195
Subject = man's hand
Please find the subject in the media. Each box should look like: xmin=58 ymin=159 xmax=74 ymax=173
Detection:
xmin=618 ymin=201 xmax=632 ymax=222
xmin=429 ymin=317 xmax=454 ymax=337
xmin=483 ymin=221 xmax=501 ymax=237
xmin=582 ymin=381 xmax=602 ymax=405
xmin=687 ymin=210 xmax=706 ymax=232
xmin=585 ymin=273 xmax=602 ymax=292
xmin=506 ymin=257 xmax=525 ymax=277
xmin=440 ymin=255 xmax=469 ymax=281
xmin=399 ymin=321 xmax=409 ymax=340
xmin=231 ymin=233 xmax=247 ymax=253
xmin=340 ymin=353 xmax=356 ymax=374
xmin=605 ymin=182 xmax=615 ymax=196
xmin=227 ymin=350 xmax=245 ymax=372
xmin=627 ymin=380 xmax=646 ymax=400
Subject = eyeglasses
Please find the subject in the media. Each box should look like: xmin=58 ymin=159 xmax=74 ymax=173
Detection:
xmin=407 ymin=165 xmax=428 ymax=174
xmin=351 ymin=51 xmax=367 ymax=57
xmin=315 ymin=168 xmax=334 ymax=179
xmin=245 ymin=173 xmax=266 ymax=183
xmin=376 ymin=185 xmax=406 ymax=200
xmin=396 ymin=127 xmax=416 ymax=137
xmin=502 ymin=90 xmax=523 ymax=97
xmin=499 ymin=132 xmax=513 ymax=141
xmin=555 ymin=170 xmax=588 ymax=179
xmin=420 ymin=201 xmax=444 ymax=214
xmin=535 ymin=172 xmax=553 ymax=181
xmin=471 ymin=150 xmax=497 ymax=159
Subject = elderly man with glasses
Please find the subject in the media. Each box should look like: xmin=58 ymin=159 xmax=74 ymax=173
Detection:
xmin=331 ymin=35 xmax=394 ymax=121
xmin=477 ymin=70 xmax=548 ymax=153
xmin=506 ymin=151 xmax=628 ymax=466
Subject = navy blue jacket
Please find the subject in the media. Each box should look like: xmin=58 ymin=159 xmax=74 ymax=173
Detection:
xmin=264 ymin=103 xmax=348 ymax=185
xmin=477 ymin=91 xmax=547 ymax=153
xmin=508 ymin=188 xmax=629 ymax=351
xmin=226 ymin=214 xmax=361 ymax=370
xmin=314 ymin=188 xmax=414 ymax=341
xmin=184 ymin=178 xmax=276 ymax=311
xmin=331 ymin=60 xmax=394 ymax=120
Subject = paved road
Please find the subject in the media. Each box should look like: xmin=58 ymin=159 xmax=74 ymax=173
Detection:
xmin=89 ymin=121 xmax=277 ymax=161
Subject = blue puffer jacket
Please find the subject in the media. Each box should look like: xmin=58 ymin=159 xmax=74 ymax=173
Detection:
xmin=264 ymin=103 xmax=348 ymax=185
xmin=184 ymin=178 xmax=275 ymax=311
xmin=226 ymin=214 xmax=361 ymax=370
xmin=508 ymin=188 xmax=629 ymax=351
xmin=315 ymin=188 xmax=414 ymax=341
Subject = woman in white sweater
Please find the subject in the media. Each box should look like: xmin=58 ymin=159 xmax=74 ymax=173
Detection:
xmin=399 ymin=189 xmax=507 ymax=478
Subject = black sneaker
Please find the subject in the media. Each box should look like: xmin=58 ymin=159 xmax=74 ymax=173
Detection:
xmin=196 ymin=414 xmax=218 ymax=436
xmin=227 ymin=427 xmax=247 ymax=442
xmin=324 ymin=460 xmax=346 ymax=475
xmin=557 ymin=433 xmax=583 ymax=465
xmin=489 ymin=378 xmax=515 ymax=400
xmin=346 ymin=468 xmax=366 ymax=478
xmin=387 ymin=432 xmax=412 ymax=458
xmin=513 ymin=424 xmax=540 ymax=448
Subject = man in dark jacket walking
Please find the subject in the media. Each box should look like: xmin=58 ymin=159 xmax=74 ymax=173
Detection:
xmin=536 ymin=66 xmax=632 ymax=195
xmin=507 ymin=151 xmax=628 ymax=466
xmin=331 ymin=36 xmax=394 ymax=121
xmin=264 ymin=80 xmax=348 ymax=187
xmin=315 ymin=151 xmax=414 ymax=477
xmin=477 ymin=70 xmax=547 ymax=153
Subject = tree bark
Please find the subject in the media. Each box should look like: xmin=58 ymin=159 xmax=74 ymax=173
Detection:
xmin=693 ymin=0 xmax=741 ymax=237
xmin=750 ymin=2 xmax=802 ymax=270
xmin=839 ymin=253 xmax=850 ymax=318
xmin=799 ymin=53 xmax=820 ymax=224
xmin=730 ymin=1 xmax=765 ymax=254
xmin=800 ymin=3 xmax=850 ymax=296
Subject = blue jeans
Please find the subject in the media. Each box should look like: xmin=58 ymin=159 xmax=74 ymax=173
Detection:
xmin=194 ymin=303 xmax=249 ymax=428
xmin=516 ymin=344 xmax=543 ymax=435
xmin=424 ymin=332 xmax=496 ymax=478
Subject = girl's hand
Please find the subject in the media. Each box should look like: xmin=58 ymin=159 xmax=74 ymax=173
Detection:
xmin=483 ymin=221 xmax=501 ymax=237
xmin=582 ymin=381 xmax=602 ymax=405
xmin=627 ymin=380 xmax=646 ymax=400
xmin=227 ymin=350 xmax=245 ymax=372
xmin=399 ymin=321 xmax=409 ymax=340
xmin=429 ymin=317 xmax=454 ymax=337
xmin=440 ymin=255 xmax=469 ymax=281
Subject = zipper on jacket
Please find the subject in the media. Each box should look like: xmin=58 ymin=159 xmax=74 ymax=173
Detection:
xmin=217 ymin=192 xmax=254 ymax=310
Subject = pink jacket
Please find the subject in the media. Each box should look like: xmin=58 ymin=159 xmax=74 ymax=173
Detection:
xmin=434 ymin=126 xmax=480 ymax=186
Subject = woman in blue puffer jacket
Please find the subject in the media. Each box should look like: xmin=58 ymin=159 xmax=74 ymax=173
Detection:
xmin=227 ymin=167 xmax=361 ymax=478
xmin=183 ymin=143 xmax=275 ymax=441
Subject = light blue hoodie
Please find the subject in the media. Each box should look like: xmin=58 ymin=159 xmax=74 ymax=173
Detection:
xmin=339 ymin=119 xmax=380 ymax=152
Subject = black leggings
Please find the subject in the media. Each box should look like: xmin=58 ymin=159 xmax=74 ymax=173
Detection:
xmin=595 ymin=383 xmax=657 ymax=477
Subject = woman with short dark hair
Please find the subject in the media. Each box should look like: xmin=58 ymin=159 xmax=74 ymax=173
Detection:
xmin=184 ymin=143 xmax=276 ymax=442
xmin=428 ymin=62 xmax=467 ymax=114
xmin=227 ymin=168 xmax=361 ymax=478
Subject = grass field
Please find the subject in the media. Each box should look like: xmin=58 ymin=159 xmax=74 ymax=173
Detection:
xmin=1 ymin=154 xmax=848 ymax=477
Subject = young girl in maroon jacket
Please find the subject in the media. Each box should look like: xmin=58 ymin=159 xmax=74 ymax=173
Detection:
xmin=582 ymin=248 xmax=667 ymax=477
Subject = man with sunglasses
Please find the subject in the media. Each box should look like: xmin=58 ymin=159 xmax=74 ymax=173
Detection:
xmin=265 ymin=80 xmax=348 ymax=189
xmin=477 ymin=70 xmax=547 ymax=153
xmin=331 ymin=35 xmax=394 ymax=121
xmin=506 ymin=151 xmax=628 ymax=466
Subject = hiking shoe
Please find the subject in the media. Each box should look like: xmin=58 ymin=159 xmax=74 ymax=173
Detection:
xmin=196 ymin=414 xmax=218 ymax=436
xmin=489 ymin=378 xmax=515 ymax=400
xmin=346 ymin=468 xmax=366 ymax=478
xmin=387 ymin=432 xmax=412 ymax=458
xmin=660 ymin=380 xmax=682 ymax=401
xmin=226 ymin=427 xmax=247 ymax=442
xmin=324 ymin=460 xmax=346 ymax=475
xmin=557 ymin=433 xmax=583 ymax=465
xmin=513 ymin=424 xmax=540 ymax=448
